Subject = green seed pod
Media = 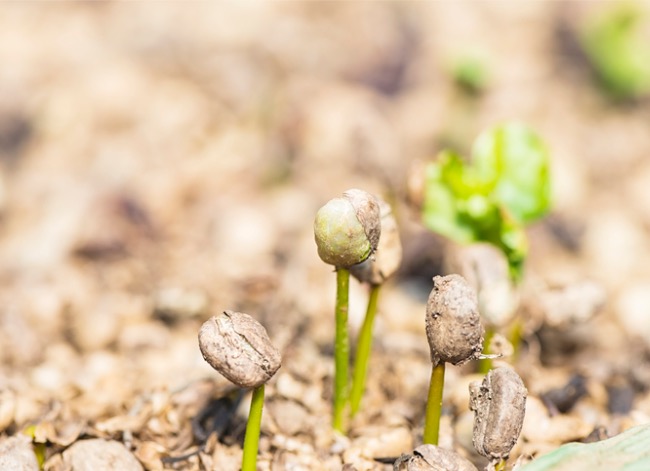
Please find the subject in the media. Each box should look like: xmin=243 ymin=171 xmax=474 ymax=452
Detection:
xmin=198 ymin=311 xmax=281 ymax=389
xmin=314 ymin=189 xmax=381 ymax=268
xmin=425 ymin=274 xmax=484 ymax=367
xmin=350 ymin=199 xmax=402 ymax=285
xmin=470 ymin=367 xmax=527 ymax=462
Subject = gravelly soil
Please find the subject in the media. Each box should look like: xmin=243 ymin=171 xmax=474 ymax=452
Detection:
xmin=1 ymin=3 xmax=650 ymax=470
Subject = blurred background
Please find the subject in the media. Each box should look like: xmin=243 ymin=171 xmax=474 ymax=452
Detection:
xmin=1 ymin=2 xmax=650 ymax=470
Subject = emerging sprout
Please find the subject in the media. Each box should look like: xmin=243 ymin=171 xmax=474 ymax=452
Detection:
xmin=313 ymin=189 xmax=381 ymax=434
xmin=349 ymin=198 xmax=402 ymax=417
xmin=423 ymin=275 xmax=484 ymax=446
xmin=198 ymin=311 xmax=281 ymax=471
xmin=394 ymin=444 xmax=478 ymax=471
xmin=314 ymin=189 xmax=381 ymax=268
xmin=470 ymin=367 xmax=527 ymax=470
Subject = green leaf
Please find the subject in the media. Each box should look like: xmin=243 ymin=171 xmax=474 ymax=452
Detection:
xmin=581 ymin=4 xmax=650 ymax=100
xmin=519 ymin=424 xmax=650 ymax=471
xmin=421 ymin=123 xmax=550 ymax=280
xmin=472 ymin=123 xmax=551 ymax=224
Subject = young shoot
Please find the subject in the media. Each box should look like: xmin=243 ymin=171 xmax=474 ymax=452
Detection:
xmin=314 ymin=189 xmax=380 ymax=433
xmin=470 ymin=367 xmax=527 ymax=471
xmin=421 ymin=123 xmax=550 ymax=362
xmin=423 ymin=275 xmax=484 ymax=445
xmin=198 ymin=311 xmax=281 ymax=471
xmin=421 ymin=122 xmax=551 ymax=282
xmin=349 ymin=198 xmax=402 ymax=418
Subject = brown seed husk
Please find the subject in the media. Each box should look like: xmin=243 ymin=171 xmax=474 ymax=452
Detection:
xmin=393 ymin=444 xmax=478 ymax=471
xmin=470 ymin=367 xmax=527 ymax=461
xmin=198 ymin=311 xmax=282 ymax=389
xmin=350 ymin=199 xmax=402 ymax=285
xmin=425 ymin=275 xmax=484 ymax=366
xmin=343 ymin=189 xmax=381 ymax=254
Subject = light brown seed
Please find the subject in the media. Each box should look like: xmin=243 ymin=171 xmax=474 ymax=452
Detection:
xmin=198 ymin=311 xmax=281 ymax=389
xmin=393 ymin=444 xmax=478 ymax=471
xmin=350 ymin=199 xmax=402 ymax=285
xmin=469 ymin=367 xmax=527 ymax=461
xmin=425 ymin=275 xmax=484 ymax=367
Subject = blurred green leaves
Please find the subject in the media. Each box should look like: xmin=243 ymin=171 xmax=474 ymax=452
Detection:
xmin=422 ymin=123 xmax=551 ymax=280
xmin=581 ymin=4 xmax=650 ymax=100
xmin=519 ymin=424 xmax=650 ymax=471
xmin=451 ymin=55 xmax=489 ymax=95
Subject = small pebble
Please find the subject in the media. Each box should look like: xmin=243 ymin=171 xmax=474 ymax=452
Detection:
xmin=0 ymin=435 xmax=39 ymax=471
xmin=62 ymin=439 xmax=143 ymax=471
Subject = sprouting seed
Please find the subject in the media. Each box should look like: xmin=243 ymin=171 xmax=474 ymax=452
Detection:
xmin=314 ymin=189 xmax=380 ymax=433
xmin=198 ymin=311 xmax=281 ymax=471
xmin=423 ymin=274 xmax=484 ymax=446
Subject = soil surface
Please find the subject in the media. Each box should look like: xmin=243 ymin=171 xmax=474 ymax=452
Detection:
xmin=1 ymin=3 xmax=650 ymax=471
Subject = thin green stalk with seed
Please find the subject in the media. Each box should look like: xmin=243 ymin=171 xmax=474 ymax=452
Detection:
xmin=424 ymin=275 xmax=484 ymax=446
xmin=314 ymin=189 xmax=381 ymax=433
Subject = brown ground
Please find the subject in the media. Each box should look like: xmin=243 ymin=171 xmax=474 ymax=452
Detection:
xmin=1 ymin=3 xmax=650 ymax=470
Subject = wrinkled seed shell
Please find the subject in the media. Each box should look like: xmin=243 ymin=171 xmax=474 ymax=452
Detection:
xmin=343 ymin=189 xmax=381 ymax=253
xmin=393 ymin=444 xmax=478 ymax=471
xmin=350 ymin=199 xmax=402 ymax=285
xmin=470 ymin=367 xmax=527 ymax=461
xmin=425 ymin=275 xmax=484 ymax=366
xmin=199 ymin=311 xmax=282 ymax=389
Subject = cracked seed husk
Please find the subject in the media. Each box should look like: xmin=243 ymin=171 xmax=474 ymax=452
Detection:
xmin=350 ymin=198 xmax=402 ymax=285
xmin=198 ymin=311 xmax=281 ymax=389
xmin=314 ymin=189 xmax=381 ymax=268
xmin=470 ymin=367 xmax=527 ymax=461
xmin=425 ymin=275 xmax=484 ymax=366
xmin=393 ymin=444 xmax=478 ymax=471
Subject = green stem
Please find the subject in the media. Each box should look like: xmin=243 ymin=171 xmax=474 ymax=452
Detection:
xmin=333 ymin=267 xmax=350 ymax=433
xmin=350 ymin=284 xmax=381 ymax=417
xmin=494 ymin=458 xmax=506 ymax=471
xmin=423 ymin=362 xmax=446 ymax=445
xmin=241 ymin=384 xmax=265 ymax=471
xmin=478 ymin=326 xmax=495 ymax=374
xmin=508 ymin=315 xmax=523 ymax=361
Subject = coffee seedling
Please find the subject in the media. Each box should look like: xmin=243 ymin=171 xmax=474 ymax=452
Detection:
xmin=424 ymin=275 xmax=484 ymax=445
xmin=349 ymin=198 xmax=402 ymax=417
xmin=198 ymin=311 xmax=281 ymax=471
xmin=421 ymin=122 xmax=551 ymax=282
xmin=470 ymin=367 xmax=527 ymax=471
xmin=314 ymin=189 xmax=381 ymax=433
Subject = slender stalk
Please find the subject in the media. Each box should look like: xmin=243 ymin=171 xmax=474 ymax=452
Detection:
xmin=508 ymin=316 xmax=523 ymax=362
xmin=241 ymin=384 xmax=265 ymax=471
xmin=350 ymin=284 xmax=381 ymax=417
xmin=422 ymin=362 xmax=445 ymax=445
xmin=494 ymin=459 xmax=506 ymax=471
xmin=333 ymin=267 xmax=350 ymax=433
xmin=423 ymin=362 xmax=446 ymax=445
xmin=478 ymin=326 xmax=495 ymax=374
